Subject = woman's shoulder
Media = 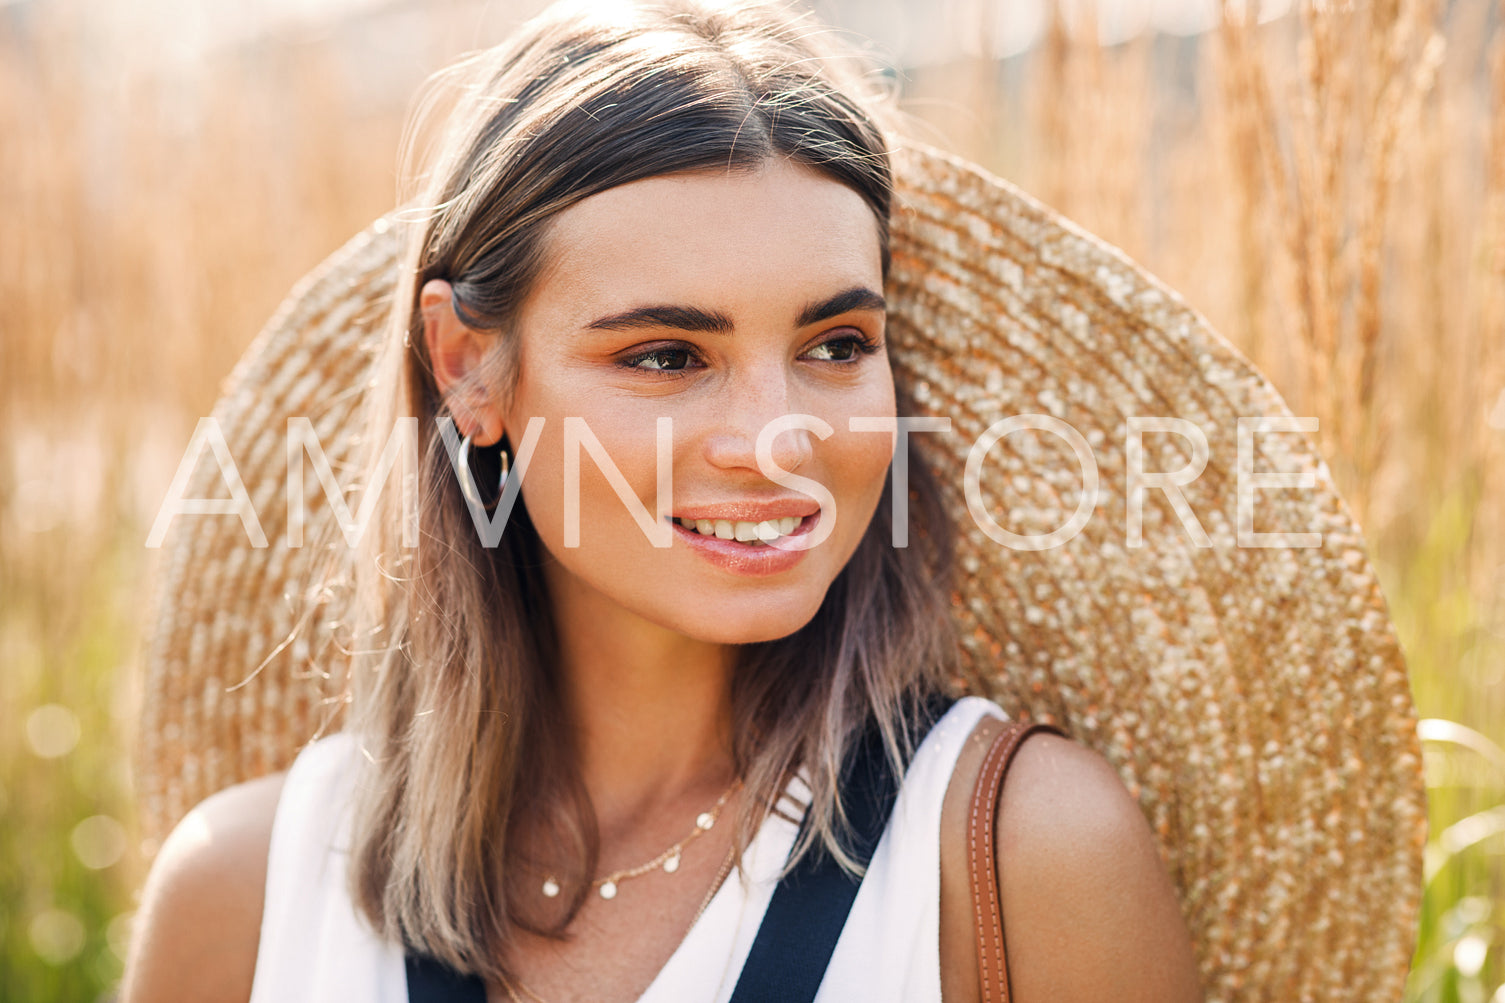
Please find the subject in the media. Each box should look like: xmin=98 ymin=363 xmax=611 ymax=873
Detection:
xmin=119 ymin=767 xmax=289 ymax=1003
xmin=119 ymin=731 xmax=361 ymax=1003
xmin=938 ymin=712 xmax=1204 ymax=1003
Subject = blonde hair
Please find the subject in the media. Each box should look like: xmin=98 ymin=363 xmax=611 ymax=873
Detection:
xmin=337 ymin=0 xmax=960 ymax=981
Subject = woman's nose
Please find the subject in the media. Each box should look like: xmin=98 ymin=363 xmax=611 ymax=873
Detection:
xmin=702 ymin=368 xmax=814 ymax=474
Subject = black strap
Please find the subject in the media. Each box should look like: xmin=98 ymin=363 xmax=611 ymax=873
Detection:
xmin=726 ymin=693 xmax=954 ymax=1003
xmin=404 ymin=695 xmax=955 ymax=1002
xmin=405 ymin=952 xmax=487 ymax=1003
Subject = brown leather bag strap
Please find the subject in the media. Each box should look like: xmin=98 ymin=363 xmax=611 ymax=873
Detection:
xmin=968 ymin=718 xmax=1069 ymax=1003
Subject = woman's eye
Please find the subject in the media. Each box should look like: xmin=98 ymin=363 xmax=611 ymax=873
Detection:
xmin=805 ymin=334 xmax=879 ymax=363
xmin=620 ymin=333 xmax=878 ymax=375
xmin=621 ymin=346 xmax=700 ymax=373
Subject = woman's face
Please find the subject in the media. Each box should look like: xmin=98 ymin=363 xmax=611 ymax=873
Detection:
xmin=498 ymin=159 xmax=896 ymax=645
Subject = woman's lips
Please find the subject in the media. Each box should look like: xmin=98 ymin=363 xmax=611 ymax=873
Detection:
xmin=671 ymin=511 xmax=820 ymax=577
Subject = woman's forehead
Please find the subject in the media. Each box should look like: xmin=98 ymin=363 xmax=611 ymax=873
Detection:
xmin=526 ymin=161 xmax=885 ymax=331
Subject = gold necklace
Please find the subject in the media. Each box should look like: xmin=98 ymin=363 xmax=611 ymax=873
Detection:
xmin=505 ymin=843 xmax=740 ymax=1003
xmin=541 ymin=780 xmax=740 ymax=901
xmin=693 ymin=843 xmax=738 ymax=925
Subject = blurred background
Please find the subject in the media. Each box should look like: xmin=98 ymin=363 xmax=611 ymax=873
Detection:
xmin=2 ymin=0 xmax=1502 ymax=999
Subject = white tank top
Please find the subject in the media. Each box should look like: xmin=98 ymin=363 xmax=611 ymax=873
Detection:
xmin=248 ymin=696 xmax=1006 ymax=1003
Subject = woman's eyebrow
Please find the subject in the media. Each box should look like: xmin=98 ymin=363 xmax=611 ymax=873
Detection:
xmin=585 ymin=304 xmax=734 ymax=334
xmin=795 ymin=287 xmax=886 ymax=327
xmin=583 ymin=286 xmax=885 ymax=335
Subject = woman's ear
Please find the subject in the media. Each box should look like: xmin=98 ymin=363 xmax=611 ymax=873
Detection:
xmin=420 ymin=279 xmax=506 ymax=447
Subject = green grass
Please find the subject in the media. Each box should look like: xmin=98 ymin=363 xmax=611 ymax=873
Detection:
xmin=1 ymin=515 xmax=149 ymax=1001
xmin=1391 ymin=482 xmax=1505 ymax=1001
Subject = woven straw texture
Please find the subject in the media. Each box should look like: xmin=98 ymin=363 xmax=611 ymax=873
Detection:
xmin=136 ymin=142 xmax=1426 ymax=1002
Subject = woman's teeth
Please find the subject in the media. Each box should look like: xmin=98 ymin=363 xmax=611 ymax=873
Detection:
xmin=675 ymin=516 xmax=802 ymax=545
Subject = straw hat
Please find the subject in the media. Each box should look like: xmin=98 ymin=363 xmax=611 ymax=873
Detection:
xmin=135 ymin=141 xmax=1426 ymax=1002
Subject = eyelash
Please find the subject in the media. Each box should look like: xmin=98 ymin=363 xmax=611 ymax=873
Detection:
xmin=617 ymin=332 xmax=882 ymax=378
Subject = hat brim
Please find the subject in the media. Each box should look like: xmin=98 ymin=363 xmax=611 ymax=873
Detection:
xmin=136 ymin=141 xmax=1426 ymax=1002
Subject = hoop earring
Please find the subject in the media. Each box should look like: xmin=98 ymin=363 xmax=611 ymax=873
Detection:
xmin=456 ymin=432 xmax=511 ymax=510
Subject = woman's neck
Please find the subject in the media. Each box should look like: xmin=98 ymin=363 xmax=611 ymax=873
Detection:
xmin=548 ymin=577 xmax=739 ymax=837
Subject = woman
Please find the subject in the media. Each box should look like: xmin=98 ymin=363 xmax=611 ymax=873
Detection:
xmin=122 ymin=1 xmax=1205 ymax=1000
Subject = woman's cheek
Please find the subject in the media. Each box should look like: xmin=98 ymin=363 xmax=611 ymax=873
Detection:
xmin=514 ymin=451 xmax=562 ymax=544
xmin=850 ymin=433 xmax=898 ymax=524
xmin=845 ymin=386 xmax=900 ymax=475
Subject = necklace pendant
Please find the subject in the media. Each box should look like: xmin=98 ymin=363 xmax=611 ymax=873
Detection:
xmin=599 ymin=880 xmax=618 ymax=900
xmin=541 ymin=877 xmax=560 ymax=898
xmin=695 ymin=811 xmax=715 ymax=831
xmin=663 ymin=849 xmax=681 ymax=874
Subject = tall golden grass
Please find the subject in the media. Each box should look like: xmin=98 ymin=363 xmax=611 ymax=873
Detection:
xmin=0 ymin=0 xmax=1500 ymax=998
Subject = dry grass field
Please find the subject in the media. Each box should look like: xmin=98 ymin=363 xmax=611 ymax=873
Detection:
xmin=1 ymin=0 xmax=1501 ymax=999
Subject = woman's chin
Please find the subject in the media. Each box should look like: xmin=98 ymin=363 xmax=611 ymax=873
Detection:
xmin=665 ymin=598 xmax=823 ymax=647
